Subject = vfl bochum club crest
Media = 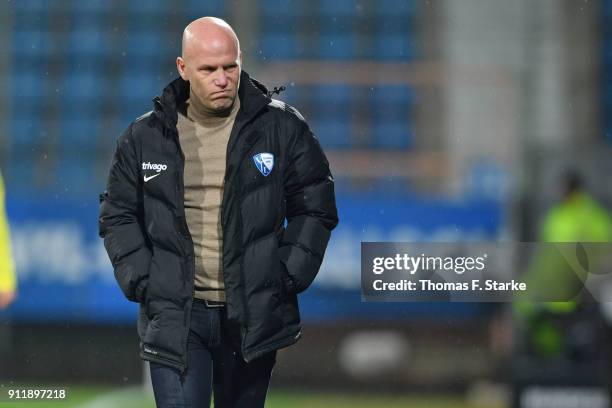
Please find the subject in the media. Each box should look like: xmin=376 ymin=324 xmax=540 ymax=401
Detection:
xmin=252 ymin=153 xmax=274 ymax=176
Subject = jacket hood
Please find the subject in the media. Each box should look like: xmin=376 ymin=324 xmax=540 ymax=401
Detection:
xmin=152 ymin=70 xmax=272 ymax=131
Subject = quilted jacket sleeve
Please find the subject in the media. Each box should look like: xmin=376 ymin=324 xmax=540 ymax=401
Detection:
xmin=99 ymin=124 xmax=151 ymax=303
xmin=280 ymin=120 xmax=339 ymax=294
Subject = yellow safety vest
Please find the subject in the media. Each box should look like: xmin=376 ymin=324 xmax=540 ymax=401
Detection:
xmin=517 ymin=192 xmax=612 ymax=314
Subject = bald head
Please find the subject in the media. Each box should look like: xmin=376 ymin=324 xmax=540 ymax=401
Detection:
xmin=177 ymin=17 xmax=242 ymax=115
xmin=181 ymin=17 xmax=240 ymax=64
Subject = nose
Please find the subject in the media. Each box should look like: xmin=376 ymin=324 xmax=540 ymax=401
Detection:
xmin=214 ymin=69 xmax=228 ymax=87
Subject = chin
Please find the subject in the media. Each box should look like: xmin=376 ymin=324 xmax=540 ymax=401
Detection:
xmin=212 ymin=99 xmax=234 ymax=110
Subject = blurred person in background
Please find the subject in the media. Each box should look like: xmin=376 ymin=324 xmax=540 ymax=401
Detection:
xmin=511 ymin=171 xmax=612 ymax=407
xmin=0 ymin=170 xmax=16 ymax=310
xmin=510 ymin=170 xmax=612 ymax=407
xmin=516 ymin=170 xmax=612 ymax=359
xmin=0 ymin=169 xmax=17 ymax=361
xmin=99 ymin=16 xmax=338 ymax=408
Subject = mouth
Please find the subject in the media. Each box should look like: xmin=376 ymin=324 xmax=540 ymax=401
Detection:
xmin=212 ymin=90 xmax=232 ymax=98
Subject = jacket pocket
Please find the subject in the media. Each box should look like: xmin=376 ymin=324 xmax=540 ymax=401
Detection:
xmin=135 ymin=278 xmax=149 ymax=304
xmin=137 ymin=303 xmax=149 ymax=340
xmin=278 ymin=261 xmax=295 ymax=301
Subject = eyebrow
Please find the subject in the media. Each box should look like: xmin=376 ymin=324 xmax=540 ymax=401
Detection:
xmin=197 ymin=63 xmax=238 ymax=70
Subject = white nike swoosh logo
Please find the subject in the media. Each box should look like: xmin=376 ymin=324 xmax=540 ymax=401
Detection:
xmin=143 ymin=173 xmax=161 ymax=182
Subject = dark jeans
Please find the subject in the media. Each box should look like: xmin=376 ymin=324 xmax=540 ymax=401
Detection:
xmin=149 ymin=299 xmax=277 ymax=408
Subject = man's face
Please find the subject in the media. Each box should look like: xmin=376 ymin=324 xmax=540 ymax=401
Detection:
xmin=178 ymin=39 xmax=241 ymax=112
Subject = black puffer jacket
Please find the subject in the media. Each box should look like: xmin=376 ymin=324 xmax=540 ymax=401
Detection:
xmin=99 ymin=71 xmax=338 ymax=371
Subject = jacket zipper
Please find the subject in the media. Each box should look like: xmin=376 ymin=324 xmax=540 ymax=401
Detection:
xmin=227 ymin=136 xmax=260 ymax=362
xmin=171 ymin=128 xmax=196 ymax=375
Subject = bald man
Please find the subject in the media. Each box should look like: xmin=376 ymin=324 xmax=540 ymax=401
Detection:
xmin=99 ymin=17 xmax=338 ymax=408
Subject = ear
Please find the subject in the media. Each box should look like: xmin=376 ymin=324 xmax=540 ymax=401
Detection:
xmin=176 ymin=57 xmax=188 ymax=80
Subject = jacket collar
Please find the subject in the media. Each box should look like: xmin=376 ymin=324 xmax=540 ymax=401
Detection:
xmin=153 ymin=70 xmax=271 ymax=132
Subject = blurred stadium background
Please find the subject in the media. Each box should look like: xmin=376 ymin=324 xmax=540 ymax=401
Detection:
xmin=0 ymin=0 xmax=611 ymax=407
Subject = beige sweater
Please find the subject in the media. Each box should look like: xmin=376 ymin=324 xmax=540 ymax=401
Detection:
xmin=176 ymin=97 xmax=240 ymax=302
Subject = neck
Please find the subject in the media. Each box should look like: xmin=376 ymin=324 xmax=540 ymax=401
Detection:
xmin=187 ymin=91 xmax=239 ymax=125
